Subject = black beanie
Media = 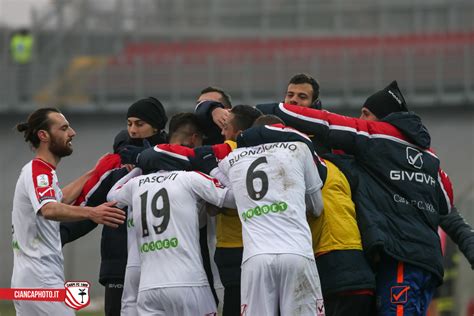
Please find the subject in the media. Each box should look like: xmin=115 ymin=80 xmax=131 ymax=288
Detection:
xmin=127 ymin=97 xmax=168 ymax=130
xmin=363 ymin=80 xmax=408 ymax=119
xmin=113 ymin=129 xmax=129 ymax=153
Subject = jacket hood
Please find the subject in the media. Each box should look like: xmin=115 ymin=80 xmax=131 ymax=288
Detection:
xmin=383 ymin=111 xmax=431 ymax=149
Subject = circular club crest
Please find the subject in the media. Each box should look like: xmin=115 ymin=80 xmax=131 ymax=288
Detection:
xmin=64 ymin=281 xmax=90 ymax=310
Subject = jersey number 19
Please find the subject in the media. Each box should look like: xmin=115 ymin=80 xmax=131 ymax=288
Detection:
xmin=139 ymin=188 xmax=170 ymax=237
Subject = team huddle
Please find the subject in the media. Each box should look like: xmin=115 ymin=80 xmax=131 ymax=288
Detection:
xmin=11 ymin=74 xmax=474 ymax=316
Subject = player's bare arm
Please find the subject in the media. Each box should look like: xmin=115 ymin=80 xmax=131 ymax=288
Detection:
xmin=61 ymin=168 xmax=94 ymax=204
xmin=40 ymin=201 xmax=126 ymax=228
xmin=305 ymin=191 xmax=323 ymax=217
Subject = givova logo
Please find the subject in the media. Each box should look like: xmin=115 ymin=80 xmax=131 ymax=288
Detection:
xmin=389 ymin=147 xmax=435 ymax=186
xmin=406 ymin=147 xmax=423 ymax=169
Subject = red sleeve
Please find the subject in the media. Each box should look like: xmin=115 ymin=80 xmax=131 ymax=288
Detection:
xmin=282 ymin=103 xmax=407 ymax=139
xmin=31 ymin=159 xmax=57 ymax=205
xmin=156 ymin=142 xmax=232 ymax=161
xmin=276 ymin=103 xmax=418 ymax=154
xmin=438 ymin=168 xmax=454 ymax=213
xmin=74 ymin=153 xmax=122 ymax=206
xmin=212 ymin=143 xmax=232 ymax=160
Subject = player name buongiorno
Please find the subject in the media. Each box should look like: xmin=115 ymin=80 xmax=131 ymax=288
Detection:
xmin=229 ymin=143 xmax=297 ymax=166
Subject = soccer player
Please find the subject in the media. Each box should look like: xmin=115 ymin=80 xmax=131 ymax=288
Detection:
xmin=11 ymin=108 xmax=126 ymax=316
xmin=168 ymin=112 xmax=203 ymax=148
xmin=285 ymin=73 xmax=322 ymax=109
xmin=217 ymin=123 xmax=325 ymax=315
xmin=262 ymin=75 xmax=377 ymax=315
xmin=242 ymin=116 xmax=376 ymax=316
xmin=128 ymin=104 xmax=262 ymax=316
xmin=212 ymin=104 xmax=261 ymax=315
xmin=257 ymin=81 xmax=455 ymax=315
xmin=154 ymin=112 xmax=223 ymax=307
xmin=284 ymin=73 xmax=331 ymax=155
xmin=107 ymin=145 xmax=236 ymax=316
xmin=133 ymin=110 xmax=327 ymax=315
xmin=60 ymin=97 xmax=168 ymax=316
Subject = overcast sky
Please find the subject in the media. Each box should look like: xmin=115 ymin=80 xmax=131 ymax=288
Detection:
xmin=0 ymin=0 xmax=50 ymax=28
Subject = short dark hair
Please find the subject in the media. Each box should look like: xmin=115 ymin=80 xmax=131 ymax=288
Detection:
xmin=200 ymin=86 xmax=232 ymax=108
xmin=16 ymin=107 xmax=61 ymax=148
xmin=253 ymin=115 xmax=284 ymax=127
xmin=288 ymin=73 xmax=320 ymax=103
xmin=168 ymin=112 xmax=203 ymax=139
xmin=230 ymin=105 xmax=262 ymax=131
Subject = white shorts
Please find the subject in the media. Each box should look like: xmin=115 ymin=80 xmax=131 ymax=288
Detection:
xmin=121 ymin=265 xmax=141 ymax=316
xmin=241 ymin=254 xmax=325 ymax=316
xmin=207 ymin=214 xmax=225 ymax=311
xmin=14 ymin=300 xmax=75 ymax=316
xmin=137 ymin=286 xmax=217 ymax=316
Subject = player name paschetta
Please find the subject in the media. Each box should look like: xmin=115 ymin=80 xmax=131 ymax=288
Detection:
xmin=229 ymin=142 xmax=298 ymax=167
xmin=138 ymin=172 xmax=178 ymax=187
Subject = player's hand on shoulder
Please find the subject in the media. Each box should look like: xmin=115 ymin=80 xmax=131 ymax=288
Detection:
xmin=88 ymin=201 xmax=126 ymax=228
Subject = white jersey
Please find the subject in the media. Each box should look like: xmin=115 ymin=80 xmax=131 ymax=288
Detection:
xmin=126 ymin=205 xmax=141 ymax=267
xmin=108 ymin=170 xmax=230 ymax=292
xmin=11 ymin=158 xmax=64 ymax=288
xmin=219 ymin=141 xmax=323 ymax=263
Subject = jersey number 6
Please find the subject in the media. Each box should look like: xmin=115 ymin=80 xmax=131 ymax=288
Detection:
xmin=246 ymin=157 xmax=269 ymax=201
xmin=139 ymin=188 xmax=171 ymax=237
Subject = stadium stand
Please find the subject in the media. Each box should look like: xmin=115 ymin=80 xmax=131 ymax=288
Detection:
xmin=0 ymin=0 xmax=473 ymax=110
xmin=31 ymin=32 xmax=474 ymax=108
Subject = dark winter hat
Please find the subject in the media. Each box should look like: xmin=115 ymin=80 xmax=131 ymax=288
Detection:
xmin=363 ymin=80 xmax=408 ymax=119
xmin=127 ymin=97 xmax=168 ymax=130
xmin=113 ymin=129 xmax=129 ymax=153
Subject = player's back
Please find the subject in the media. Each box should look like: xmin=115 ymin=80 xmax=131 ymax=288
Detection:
xmin=125 ymin=170 xmax=220 ymax=292
xmin=220 ymin=141 xmax=322 ymax=263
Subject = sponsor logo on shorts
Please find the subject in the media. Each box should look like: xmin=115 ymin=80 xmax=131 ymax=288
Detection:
xmin=390 ymin=285 xmax=410 ymax=304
